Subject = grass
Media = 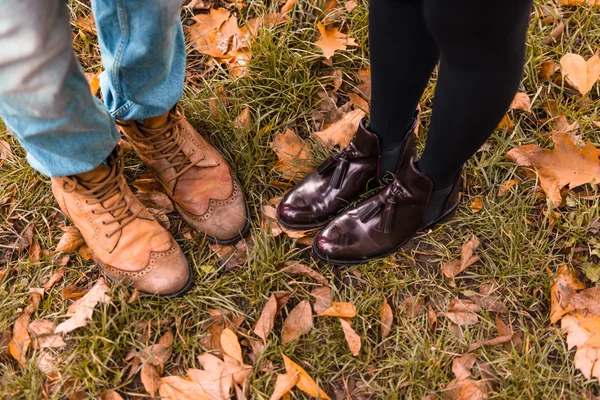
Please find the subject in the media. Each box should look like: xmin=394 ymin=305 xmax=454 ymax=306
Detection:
xmin=1 ymin=0 xmax=600 ymax=398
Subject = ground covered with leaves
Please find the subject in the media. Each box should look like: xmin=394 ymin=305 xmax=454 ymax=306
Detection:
xmin=1 ymin=0 xmax=600 ymax=399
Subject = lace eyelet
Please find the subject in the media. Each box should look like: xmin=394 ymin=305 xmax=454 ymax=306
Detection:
xmin=102 ymin=221 xmax=107 ymax=225
xmin=85 ymin=200 xmax=89 ymax=205
xmin=105 ymin=234 xmax=110 ymax=239
xmin=91 ymin=210 xmax=96 ymax=214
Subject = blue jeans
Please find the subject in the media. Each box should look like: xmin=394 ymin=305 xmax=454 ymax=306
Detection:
xmin=0 ymin=0 xmax=185 ymax=177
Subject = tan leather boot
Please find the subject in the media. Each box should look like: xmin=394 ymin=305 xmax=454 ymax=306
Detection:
xmin=118 ymin=104 xmax=249 ymax=244
xmin=51 ymin=150 xmax=192 ymax=297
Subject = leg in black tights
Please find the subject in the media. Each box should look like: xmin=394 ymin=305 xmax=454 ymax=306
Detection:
xmin=368 ymin=0 xmax=532 ymax=187
xmin=418 ymin=0 xmax=533 ymax=189
xmin=368 ymin=0 xmax=439 ymax=175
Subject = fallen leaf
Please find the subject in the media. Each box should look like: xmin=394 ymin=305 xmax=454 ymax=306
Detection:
xmin=509 ymin=92 xmax=531 ymax=112
xmin=559 ymin=52 xmax=600 ymax=96
xmin=281 ymin=261 xmax=328 ymax=285
xmin=507 ymin=132 xmax=600 ymax=207
xmin=281 ymin=0 xmax=297 ymax=14
xmin=344 ymin=0 xmax=357 ymax=12
xmin=442 ymin=235 xmax=481 ymax=278
xmin=55 ymin=278 xmax=111 ymax=334
xmin=28 ymin=319 xmax=65 ymax=349
xmin=355 ymin=67 xmax=371 ymax=100
xmin=568 ymin=287 xmax=600 ymax=316
xmin=348 ymin=92 xmax=369 ymax=112
xmin=136 ymin=191 xmax=174 ymax=213
xmin=549 ymin=266 xmax=586 ymax=324
xmin=542 ymin=21 xmax=565 ymax=45
xmin=573 ymin=337 xmax=600 ymax=381
xmin=441 ymin=299 xmax=480 ymax=326
xmin=159 ymin=375 xmax=209 ymax=400
xmin=9 ymin=312 xmax=30 ymax=366
xmin=127 ymin=288 xmax=140 ymax=304
xmin=539 ymin=60 xmax=560 ymax=81
xmin=73 ymin=14 xmax=96 ymax=35
xmin=55 ymin=226 xmax=84 ymax=254
xmin=270 ymin=129 xmax=314 ymax=180
xmin=496 ymin=317 xmax=522 ymax=352
xmin=282 ymin=354 xmax=331 ymax=399
xmin=497 ymin=179 xmax=519 ymax=197
xmin=254 ymin=293 xmax=291 ymax=343
xmin=61 ymin=285 xmax=88 ymax=301
xmin=469 ymin=197 xmax=483 ymax=213
xmin=557 ymin=0 xmax=600 ymax=4
xmin=234 ymin=106 xmax=251 ymax=130
xmin=269 ymin=370 xmax=299 ymax=400
xmin=427 ymin=306 xmax=438 ymax=330
xmin=443 ymin=354 xmax=490 ymax=400
xmin=553 ymin=115 xmax=580 ymax=133
xmin=0 ymin=330 xmax=11 ymax=356
xmin=84 ymin=71 xmax=102 ymax=96
xmin=44 ymin=268 xmax=65 ymax=291
xmin=99 ymin=391 xmax=125 ymax=400
xmin=221 ymin=328 xmax=243 ymax=364
xmin=200 ymin=309 xmax=245 ymax=353
xmin=311 ymin=286 xmax=332 ymax=314
xmin=468 ymin=334 xmax=514 ymax=352
xmin=282 ymin=300 xmax=313 ymax=343
xmin=0 ymin=139 xmax=13 ymax=160
xmin=380 ymin=298 xmax=393 ymax=338
xmin=312 ymin=108 xmax=365 ymax=150
xmin=314 ymin=22 xmax=357 ymax=59
xmin=317 ymin=302 xmax=357 ymax=318
xmin=398 ymin=296 xmax=424 ymax=318
xmin=339 ymin=317 xmax=361 ymax=356
xmin=141 ymin=364 xmax=162 ymax=396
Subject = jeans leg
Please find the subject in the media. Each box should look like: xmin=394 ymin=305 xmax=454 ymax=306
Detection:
xmin=0 ymin=0 xmax=119 ymax=177
xmin=91 ymin=0 xmax=186 ymax=121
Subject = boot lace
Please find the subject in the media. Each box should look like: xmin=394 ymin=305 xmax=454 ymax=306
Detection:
xmin=63 ymin=152 xmax=142 ymax=238
xmin=117 ymin=105 xmax=204 ymax=183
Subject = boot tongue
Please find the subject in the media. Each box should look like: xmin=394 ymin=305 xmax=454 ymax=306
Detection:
xmin=76 ymin=165 xmax=128 ymax=218
xmin=144 ymin=113 xmax=170 ymax=129
xmin=76 ymin=165 xmax=112 ymax=186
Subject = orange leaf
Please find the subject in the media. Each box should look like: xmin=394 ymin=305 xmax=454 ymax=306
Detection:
xmin=559 ymin=52 xmax=600 ymax=96
xmin=314 ymin=22 xmax=357 ymax=59
xmin=312 ymin=108 xmax=365 ymax=150
xmin=507 ymin=132 xmax=600 ymax=207
xmin=270 ymin=129 xmax=314 ymax=180
xmin=282 ymin=354 xmax=331 ymax=399
xmin=317 ymin=302 xmax=356 ymax=318
xmin=380 ymin=298 xmax=393 ymax=338
xmin=469 ymin=197 xmax=483 ymax=213
xmin=339 ymin=317 xmax=361 ymax=356
xmin=548 ymin=265 xmax=585 ymax=323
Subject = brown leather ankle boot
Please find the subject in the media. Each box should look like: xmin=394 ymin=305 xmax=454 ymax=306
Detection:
xmin=276 ymin=116 xmax=418 ymax=230
xmin=118 ymin=105 xmax=249 ymax=244
xmin=51 ymin=150 xmax=192 ymax=296
xmin=313 ymin=134 xmax=461 ymax=265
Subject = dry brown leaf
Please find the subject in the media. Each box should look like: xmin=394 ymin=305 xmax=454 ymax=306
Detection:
xmin=254 ymin=293 xmax=291 ymax=343
xmin=542 ymin=21 xmax=565 ymax=45
xmin=339 ymin=317 xmax=361 ymax=356
xmin=314 ymin=22 xmax=357 ymax=59
xmin=380 ymin=298 xmax=393 ymax=338
xmin=282 ymin=300 xmax=313 ymax=343
xmin=443 ymin=354 xmax=490 ymax=400
xmin=593 ymin=120 xmax=600 ymax=128
xmin=44 ymin=268 xmax=65 ymax=291
xmin=271 ymin=129 xmax=314 ymax=180
xmin=234 ymin=106 xmax=251 ymax=130
xmin=282 ymin=354 xmax=331 ymax=399
xmin=281 ymin=0 xmax=297 ymax=14
xmin=553 ymin=115 xmax=580 ymax=134
xmin=509 ymin=92 xmax=531 ymax=112
xmin=495 ymin=317 xmax=522 ymax=352
xmin=507 ymin=132 xmax=600 ymax=207
xmin=221 ymin=328 xmax=243 ymax=364
xmin=55 ymin=226 xmax=84 ymax=254
xmin=427 ymin=305 xmax=438 ymax=330
xmin=539 ymin=60 xmax=560 ymax=81
xmin=549 ymin=265 xmax=585 ymax=323
xmin=441 ymin=299 xmax=480 ymax=327
xmin=470 ymin=197 xmax=483 ymax=213
xmin=568 ymin=287 xmax=600 ymax=316
xmin=269 ymin=370 xmax=299 ymax=400
xmin=557 ymin=0 xmax=600 ymax=4
xmin=559 ymin=52 xmax=600 ymax=96
xmin=127 ymin=288 xmax=140 ymax=304
xmin=344 ymin=0 xmax=357 ymax=12
xmin=84 ymin=71 xmax=101 ymax=96
xmin=318 ymin=302 xmax=357 ymax=318
xmin=55 ymin=278 xmax=111 ymax=333
xmin=9 ymin=312 xmax=30 ymax=366
xmin=73 ymin=14 xmax=97 ymax=35
xmin=311 ymin=286 xmax=332 ymax=315
xmin=468 ymin=334 xmax=514 ymax=352
xmin=61 ymin=285 xmax=88 ymax=301
xmin=141 ymin=364 xmax=161 ymax=396
xmin=28 ymin=319 xmax=65 ymax=349
xmin=355 ymin=67 xmax=371 ymax=100
xmin=497 ymin=179 xmax=519 ymax=197
xmin=190 ymin=353 xmax=251 ymax=399
xmin=442 ymin=235 xmax=481 ymax=278
xmin=0 ymin=330 xmax=11 ymax=356
xmin=348 ymin=92 xmax=369 ymax=112
xmin=312 ymin=108 xmax=365 ymax=150
xmin=281 ymin=261 xmax=328 ymax=285
xmin=200 ymin=309 xmax=245 ymax=354
xmin=0 ymin=139 xmax=13 ymax=161
xmin=99 ymin=391 xmax=125 ymax=400
xmin=189 ymin=8 xmax=231 ymax=36
xmin=159 ymin=375 xmax=209 ymax=400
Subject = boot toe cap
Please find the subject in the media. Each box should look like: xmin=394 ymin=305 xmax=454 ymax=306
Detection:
xmin=134 ymin=244 xmax=192 ymax=296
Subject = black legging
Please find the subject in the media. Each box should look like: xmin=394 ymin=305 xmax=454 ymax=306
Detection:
xmin=368 ymin=0 xmax=533 ymax=189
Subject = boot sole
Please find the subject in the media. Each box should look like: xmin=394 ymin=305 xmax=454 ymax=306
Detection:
xmin=175 ymin=201 xmax=252 ymax=245
xmin=312 ymin=201 xmax=459 ymax=266
xmin=275 ymin=207 xmax=330 ymax=231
